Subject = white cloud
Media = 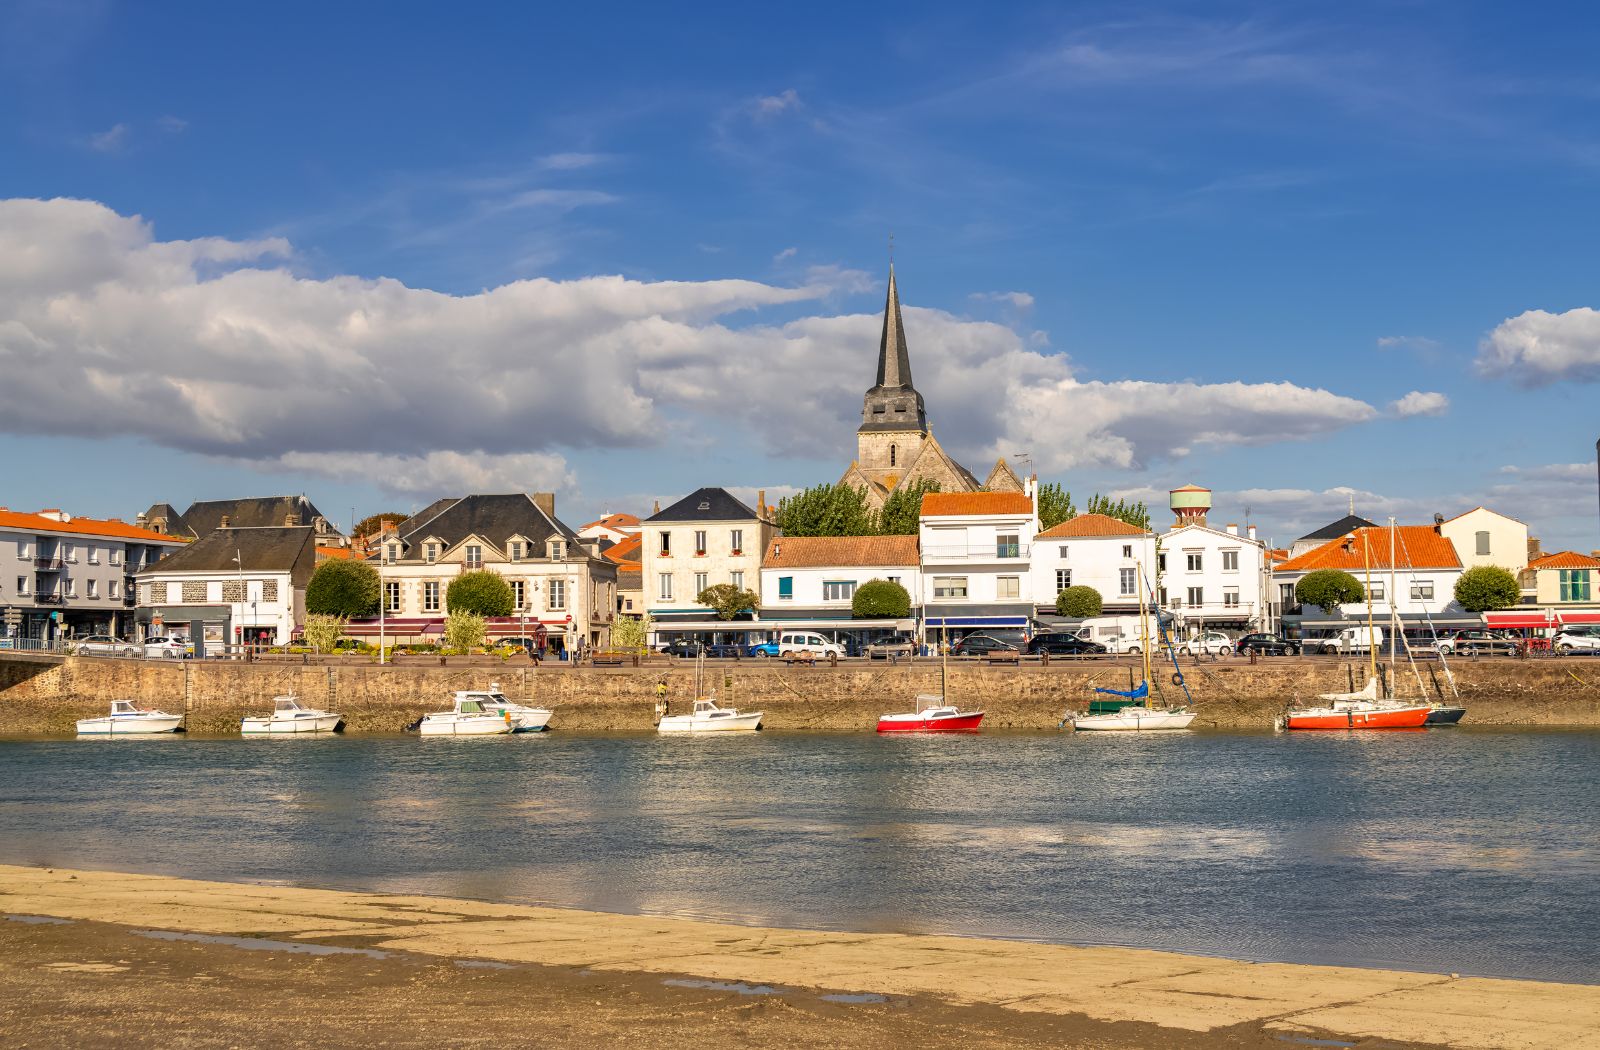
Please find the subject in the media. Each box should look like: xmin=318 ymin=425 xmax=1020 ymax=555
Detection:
xmin=753 ymin=89 xmax=802 ymax=118
xmin=0 ymin=198 xmax=1394 ymax=501
xmin=85 ymin=123 xmax=129 ymax=152
xmin=1376 ymin=334 xmax=1440 ymax=350
xmin=773 ymin=246 xmax=798 ymax=263
xmin=1478 ymin=306 xmax=1600 ymax=384
xmin=156 ymin=115 xmax=188 ymax=135
xmin=1390 ymin=390 xmax=1449 ymax=417
xmin=970 ymin=290 xmax=1035 ymax=309
xmin=537 ymin=152 xmax=607 ymax=171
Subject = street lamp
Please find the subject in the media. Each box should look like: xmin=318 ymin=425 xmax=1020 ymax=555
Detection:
xmin=378 ymin=556 xmax=386 ymax=665
xmin=231 ymin=549 xmax=245 ymax=655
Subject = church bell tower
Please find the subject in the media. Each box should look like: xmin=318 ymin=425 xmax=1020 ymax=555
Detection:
xmin=856 ymin=265 xmax=929 ymax=487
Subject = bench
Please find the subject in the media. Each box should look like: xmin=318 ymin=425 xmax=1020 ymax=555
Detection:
xmin=985 ymin=653 xmax=1021 ymax=665
xmin=592 ymin=656 xmax=625 ymax=667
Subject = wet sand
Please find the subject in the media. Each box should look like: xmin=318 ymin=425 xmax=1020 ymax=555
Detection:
xmin=2 ymin=865 xmax=1594 ymax=1049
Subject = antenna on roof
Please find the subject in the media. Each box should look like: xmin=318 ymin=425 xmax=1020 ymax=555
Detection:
xmin=1011 ymin=451 xmax=1031 ymax=471
xmin=1348 ymin=492 xmax=1355 ymax=515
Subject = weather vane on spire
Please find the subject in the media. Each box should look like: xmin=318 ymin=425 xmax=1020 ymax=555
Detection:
xmin=888 ymin=231 xmax=894 ymax=264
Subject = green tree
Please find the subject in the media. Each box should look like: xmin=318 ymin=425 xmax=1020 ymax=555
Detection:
xmin=1454 ymin=565 xmax=1521 ymax=613
xmin=1055 ymin=586 xmax=1104 ymax=618
xmin=878 ymin=480 xmax=940 ymax=535
xmin=302 ymin=613 xmax=347 ymax=653
xmin=1085 ymin=494 xmax=1151 ymax=531
xmin=444 ymin=610 xmax=486 ymax=652
xmin=611 ymin=612 xmax=652 ymax=653
xmin=852 ymin=578 xmax=911 ymax=618
xmin=353 ymin=512 xmax=406 ymax=541
xmin=305 ymin=559 xmax=380 ymax=618
xmin=1296 ymin=570 xmax=1365 ymax=613
xmin=775 ymin=482 xmax=878 ymax=537
xmin=696 ymin=583 xmax=759 ymax=620
xmin=1037 ymin=483 xmax=1076 ymax=531
xmin=446 ymin=570 xmax=515 ymax=616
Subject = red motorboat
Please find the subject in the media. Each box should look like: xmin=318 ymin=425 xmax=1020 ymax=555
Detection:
xmin=877 ymin=694 xmax=984 ymax=733
xmin=1284 ymin=702 xmax=1431 ymax=730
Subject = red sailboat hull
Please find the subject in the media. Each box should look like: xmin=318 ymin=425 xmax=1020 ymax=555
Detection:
xmin=1285 ymin=704 xmax=1431 ymax=730
xmin=876 ymin=711 xmax=985 ymax=733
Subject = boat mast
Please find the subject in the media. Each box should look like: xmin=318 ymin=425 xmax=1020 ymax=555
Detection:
xmin=1138 ymin=558 xmax=1152 ymax=686
xmin=1388 ymin=519 xmax=1399 ymax=696
xmin=1360 ymin=529 xmax=1378 ymax=688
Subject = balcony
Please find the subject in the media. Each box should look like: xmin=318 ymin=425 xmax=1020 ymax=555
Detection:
xmin=33 ymin=557 xmax=64 ymax=571
xmin=123 ymin=593 xmax=137 ymax=606
xmin=34 ymin=593 xmax=65 ymax=606
xmin=922 ymin=543 xmax=1031 ymax=563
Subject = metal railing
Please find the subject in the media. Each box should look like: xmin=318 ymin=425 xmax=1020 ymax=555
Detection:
xmin=34 ymin=594 xmax=65 ymax=606
xmin=32 ymin=557 xmax=63 ymax=571
xmin=921 ymin=544 xmax=1031 ymax=561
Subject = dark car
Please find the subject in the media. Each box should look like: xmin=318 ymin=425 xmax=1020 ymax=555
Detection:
xmin=702 ymin=642 xmax=747 ymax=658
xmin=1025 ymin=634 xmax=1107 ymax=657
xmin=657 ymin=639 xmax=706 ymax=659
xmin=1234 ymin=633 xmax=1300 ymax=656
xmin=950 ymin=633 xmax=1020 ymax=656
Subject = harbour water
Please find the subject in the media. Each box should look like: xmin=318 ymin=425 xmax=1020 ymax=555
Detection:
xmin=1 ymin=728 xmax=1596 ymax=983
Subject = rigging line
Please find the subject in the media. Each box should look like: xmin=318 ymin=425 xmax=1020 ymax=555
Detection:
xmin=1395 ymin=527 xmax=1460 ymax=698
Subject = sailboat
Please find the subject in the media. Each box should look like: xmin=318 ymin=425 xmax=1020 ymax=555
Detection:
xmin=1069 ymin=566 xmax=1195 ymax=731
xmin=657 ymin=652 xmax=763 ymax=733
xmin=877 ymin=640 xmax=984 ymax=732
xmin=1283 ymin=521 xmax=1431 ymax=730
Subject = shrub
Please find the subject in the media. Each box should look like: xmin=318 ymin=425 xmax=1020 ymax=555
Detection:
xmin=696 ymin=583 xmax=759 ymax=620
xmin=612 ymin=613 xmax=652 ymax=653
xmin=1055 ymin=586 xmax=1103 ymax=618
xmin=1296 ymin=570 xmax=1365 ymax=613
xmin=302 ymin=613 xmax=347 ymax=654
xmin=444 ymin=611 xmax=487 ymax=652
xmin=1454 ymin=565 xmax=1521 ymax=613
xmin=305 ymin=559 xmax=379 ymax=618
xmin=446 ymin=570 xmax=515 ymax=616
xmin=852 ymin=579 xmax=911 ymax=618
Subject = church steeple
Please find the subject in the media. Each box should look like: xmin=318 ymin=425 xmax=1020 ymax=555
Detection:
xmin=860 ymin=264 xmax=927 ymax=433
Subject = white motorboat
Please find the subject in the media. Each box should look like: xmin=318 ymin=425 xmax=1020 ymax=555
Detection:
xmin=417 ymin=695 xmax=514 ymax=737
xmin=241 ymin=695 xmax=342 ymax=735
xmin=1070 ymin=704 xmax=1196 ymax=731
xmin=76 ymin=700 xmax=183 ymax=735
xmin=454 ymin=687 xmax=554 ymax=733
xmin=657 ymin=698 xmax=763 ymax=734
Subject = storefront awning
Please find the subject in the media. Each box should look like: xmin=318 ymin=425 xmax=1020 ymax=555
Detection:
xmin=1485 ymin=609 xmax=1600 ymax=629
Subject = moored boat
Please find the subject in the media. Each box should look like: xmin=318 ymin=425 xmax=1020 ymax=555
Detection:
xmin=1066 ymin=566 xmax=1194 ymax=732
xmin=76 ymin=700 xmax=183 ymax=735
xmin=456 ymin=686 xmax=554 ymax=733
xmin=1071 ymin=703 xmax=1196 ymax=732
xmin=1424 ymin=705 xmax=1467 ymax=725
xmin=876 ymin=694 xmax=984 ymax=733
xmin=241 ymin=695 xmax=341 ymax=735
xmin=657 ymin=698 xmax=763 ymax=733
xmin=1284 ymin=699 xmax=1431 ymax=730
xmin=417 ymin=695 xmax=514 ymax=736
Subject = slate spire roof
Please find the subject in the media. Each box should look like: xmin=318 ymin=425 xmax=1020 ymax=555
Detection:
xmin=860 ymin=265 xmax=927 ymax=433
xmin=877 ymin=264 xmax=913 ymax=390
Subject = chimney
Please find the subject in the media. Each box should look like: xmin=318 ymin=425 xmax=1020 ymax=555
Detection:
xmin=220 ymin=515 xmax=231 ymax=529
xmin=652 ymin=499 xmax=661 ymax=515
xmin=135 ymin=512 xmax=146 ymax=526
xmin=757 ymin=489 xmax=766 ymax=516
xmin=1247 ymin=524 xmax=1257 ymax=542
xmin=1528 ymin=536 xmax=1542 ymax=562
xmin=1433 ymin=513 xmax=1444 ymax=529
xmin=285 ymin=512 xmax=301 ymax=527
xmin=1226 ymin=523 xmax=1238 ymax=536
xmin=531 ymin=492 xmax=556 ymax=518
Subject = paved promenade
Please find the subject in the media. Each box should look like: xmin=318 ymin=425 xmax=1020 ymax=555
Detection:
xmin=1 ymin=865 xmax=1593 ymax=1048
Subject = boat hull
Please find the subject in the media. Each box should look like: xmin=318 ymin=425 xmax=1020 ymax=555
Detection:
xmin=876 ymin=711 xmax=984 ymax=733
xmin=1071 ymin=709 xmax=1195 ymax=732
xmin=76 ymin=715 xmax=183 ymax=735
xmin=1424 ymin=706 xmax=1467 ymax=725
xmin=240 ymin=713 xmax=342 ymax=734
xmin=1285 ymin=704 xmax=1431 ymax=730
xmin=418 ymin=716 xmax=513 ymax=736
xmin=657 ymin=712 xmax=764 ymax=733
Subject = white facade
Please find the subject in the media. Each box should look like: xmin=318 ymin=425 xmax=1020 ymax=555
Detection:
xmin=1439 ymin=507 xmax=1529 ymax=573
xmin=139 ymin=570 xmax=298 ymax=645
xmin=918 ymin=488 xmax=1039 ymax=634
xmin=760 ymin=562 xmax=923 ymax=611
xmin=1158 ymin=523 xmax=1270 ymax=632
xmin=1272 ymin=566 xmax=1466 ymax=623
xmin=641 ymin=504 xmax=775 ymax=621
xmin=1028 ymin=525 xmax=1157 ymax=615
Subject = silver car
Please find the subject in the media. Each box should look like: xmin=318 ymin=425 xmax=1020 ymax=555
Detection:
xmin=1554 ymin=631 xmax=1600 ymax=654
xmin=76 ymin=634 xmax=138 ymax=657
xmin=143 ymin=635 xmax=192 ymax=659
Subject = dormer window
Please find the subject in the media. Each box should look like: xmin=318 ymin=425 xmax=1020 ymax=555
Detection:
xmin=549 ymin=539 xmax=565 ymax=560
xmin=424 ymin=543 xmax=437 ymax=564
xmin=465 ymin=545 xmax=482 ymax=569
xmin=385 ymin=543 xmax=397 ymax=565
xmin=509 ymin=541 xmax=522 ymax=562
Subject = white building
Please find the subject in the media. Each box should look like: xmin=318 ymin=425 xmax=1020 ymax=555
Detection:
xmin=1029 ymin=513 xmax=1157 ymax=625
xmin=577 ymin=512 xmax=641 ymax=546
xmin=1438 ymin=506 xmax=1530 ymax=574
xmin=0 ymin=508 xmax=185 ymax=646
xmin=918 ymin=487 xmax=1038 ymax=642
xmin=1272 ymin=523 xmax=1471 ymax=637
xmin=759 ymin=534 xmax=921 ymax=646
xmin=1158 ymin=522 xmax=1271 ymax=635
xmin=365 ymin=493 xmax=617 ymax=651
xmin=136 ymin=525 xmax=315 ymax=647
xmin=642 ymin=487 xmax=776 ymax=642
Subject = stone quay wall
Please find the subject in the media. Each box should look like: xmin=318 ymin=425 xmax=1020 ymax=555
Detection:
xmin=3 ymin=652 xmax=1599 ymax=734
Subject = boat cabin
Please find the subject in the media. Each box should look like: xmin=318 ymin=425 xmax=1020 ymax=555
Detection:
xmin=272 ymin=695 xmax=309 ymax=714
xmin=110 ymin=700 xmax=139 ymax=716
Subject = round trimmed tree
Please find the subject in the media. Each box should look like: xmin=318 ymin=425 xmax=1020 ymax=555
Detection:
xmin=852 ymin=579 xmax=911 ymax=619
xmin=1454 ymin=565 xmax=1520 ymax=613
xmin=305 ymin=559 xmax=380 ymax=618
xmin=1296 ymin=570 xmax=1365 ymax=613
xmin=1055 ymin=586 xmax=1103 ymax=618
xmin=446 ymin=570 xmax=515 ymax=616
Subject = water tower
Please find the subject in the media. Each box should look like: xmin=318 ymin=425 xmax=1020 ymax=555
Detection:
xmin=1170 ymin=484 xmax=1212 ymax=528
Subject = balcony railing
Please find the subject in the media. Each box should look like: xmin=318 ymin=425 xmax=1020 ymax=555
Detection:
xmin=33 ymin=557 xmax=63 ymax=571
xmin=34 ymin=594 xmax=65 ymax=606
xmin=922 ymin=544 xmax=1031 ymax=562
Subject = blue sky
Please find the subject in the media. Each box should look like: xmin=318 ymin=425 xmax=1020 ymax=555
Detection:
xmin=2 ymin=1 xmax=1598 ymax=549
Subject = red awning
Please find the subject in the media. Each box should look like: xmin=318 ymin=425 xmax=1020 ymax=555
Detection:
xmin=1485 ymin=610 xmax=1600 ymax=628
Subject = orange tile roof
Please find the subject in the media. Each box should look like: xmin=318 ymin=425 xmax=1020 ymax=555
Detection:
xmin=919 ymin=491 xmax=1034 ymax=517
xmin=0 ymin=508 xmax=183 ymax=543
xmin=1036 ymin=513 xmax=1149 ymax=539
xmin=763 ymin=534 xmax=920 ymax=569
xmin=1274 ymin=525 xmax=1461 ymax=573
xmin=604 ymin=534 xmax=642 ymax=564
xmin=580 ymin=512 xmax=640 ymax=531
xmin=1265 ymin=548 xmax=1291 ymax=564
xmin=1527 ymin=550 xmax=1600 ymax=570
xmin=316 ymin=546 xmax=359 ymax=560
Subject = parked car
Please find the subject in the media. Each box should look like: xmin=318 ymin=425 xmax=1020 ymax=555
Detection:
xmin=1183 ymin=631 xmax=1235 ymax=657
xmin=75 ymin=634 xmax=138 ymax=657
xmin=1554 ymin=631 xmax=1600 ymax=654
xmin=1025 ymin=634 xmax=1107 ymax=657
xmin=1306 ymin=625 xmax=1386 ymax=655
xmin=702 ymin=642 xmax=748 ymax=658
xmin=657 ymin=639 xmax=706 ymax=659
xmin=747 ymin=640 xmax=780 ymax=658
xmin=142 ymin=635 xmax=192 ymax=659
xmin=1234 ymin=633 xmax=1300 ymax=657
xmin=777 ymin=631 xmax=847 ymax=659
xmin=1436 ymin=630 xmax=1517 ymax=656
xmin=950 ymin=633 xmax=1019 ymax=657
xmin=863 ymin=633 xmax=916 ymax=660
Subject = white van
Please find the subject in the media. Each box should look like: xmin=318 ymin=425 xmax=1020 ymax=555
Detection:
xmin=778 ymin=631 xmax=847 ymax=658
xmin=1315 ymin=625 xmax=1385 ymax=654
xmin=1071 ymin=616 xmax=1148 ymax=653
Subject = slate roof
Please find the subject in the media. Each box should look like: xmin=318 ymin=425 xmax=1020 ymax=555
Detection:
xmin=646 ymin=487 xmax=758 ymax=523
xmin=137 ymin=526 xmax=317 ymax=584
xmin=1295 ymin=514 xmax=1378 ymax=544
xmin=139 ymin=503 xmax=189 ymax=535
xmin=0 ymin=509 xmax=181 ymax=544
xmin=1274 ymin=525 xmax=1461 ymax=573
xmin=617 ymin=569 xmax=642 ymax=590
xmin=920 ymin=491 xmax=1035 ymax=517
xmin=158 ymin=495 xmax=331 ymax=538
xmin=1527 ymin=550 xmax=1600 ymax=570
xmin=1036 ymin=513 xmax=1149 ymax=539
xmin=762 ymin=535 xmax=920 ymax=569
xmin=396 ymin=494 xmax=579 ymax=553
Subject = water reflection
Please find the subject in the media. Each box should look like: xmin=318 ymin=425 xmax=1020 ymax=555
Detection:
xmin=0 ymin=728 xmax=1596 ymax=982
